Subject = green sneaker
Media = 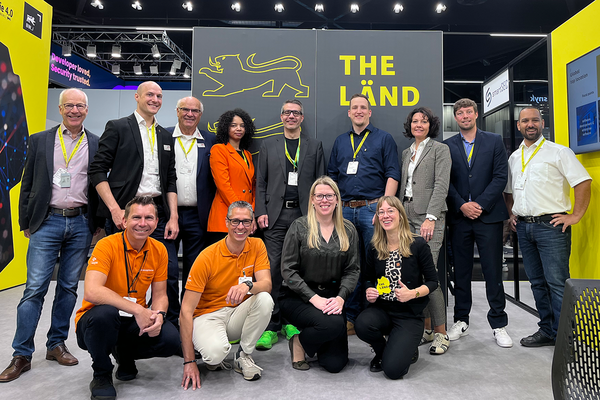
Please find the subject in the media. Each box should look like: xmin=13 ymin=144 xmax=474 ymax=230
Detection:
xmin=256 ymin=330 xmax=278 ymax=350
xmin=281 ymin=324 xmax=300 ymax=340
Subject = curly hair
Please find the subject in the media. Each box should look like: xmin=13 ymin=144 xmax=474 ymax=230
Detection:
xmin=215 ymin=108 xmax=255 ymax=150
xmin=403 ymin=107 xmax=440 ymax=139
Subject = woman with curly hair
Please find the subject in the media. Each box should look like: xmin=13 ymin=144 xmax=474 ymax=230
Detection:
xmin=207 ymin=108 xmax=256 ymax=243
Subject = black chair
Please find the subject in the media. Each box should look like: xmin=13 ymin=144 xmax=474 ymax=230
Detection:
xmin=552 ymin=279 xmax=600 ymax=400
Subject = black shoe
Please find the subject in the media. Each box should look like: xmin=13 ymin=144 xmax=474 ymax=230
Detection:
xmin=411 ymin=348 xmax=419 ymax=364
xmin=90 ymin=375 xmax=116 ymax=400
xmin=520 ymin=331 xmax=555 ymax=347
xmin=115 ymin=361 xmax=138 ymax=381
xmin=369 ymin=356 xmax=382 ymax=373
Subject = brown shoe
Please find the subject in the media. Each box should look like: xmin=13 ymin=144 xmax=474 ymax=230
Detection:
xmin=46 ymin=344 xmax=78 ymax=366
xmin=347 ymin=321 xmax=356 ymax=336
xmin=0 ymin=356 xmax=31 ymax=382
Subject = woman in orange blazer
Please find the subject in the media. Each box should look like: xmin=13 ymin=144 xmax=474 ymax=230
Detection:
xmin=207 ymin=108 xmax=256 ymax=242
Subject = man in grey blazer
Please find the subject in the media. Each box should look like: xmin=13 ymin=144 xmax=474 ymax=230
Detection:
xmin=255 ymin=99 xmax=326 ymax=349
xmin=1 ymin=89 xmax=102 ymax=382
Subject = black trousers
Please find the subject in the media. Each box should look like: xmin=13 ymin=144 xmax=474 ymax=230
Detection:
xmin=279 ymin=292 xmax=348 ymax=373
xmin=176 ymin=206 xmax=208 ymax=302
xmin=355 ymin=305 xmax=423 ymax=380
xmin=76 ymin=305 xmax=180 ymax=377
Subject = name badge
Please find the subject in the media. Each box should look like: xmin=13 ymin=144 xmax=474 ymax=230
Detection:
xmin=181 ymin=162 xmax=193 ymax=175
xmin=119 ymin=296 xmax=137 ymax=317
xmin=163 ymin=144 xmax=171 ymax=151
xmin=239 ymin=276 xmax=252 ymax=295
xmin=149 ymin=159 xmax=159 ymax=175
xmin=288 ymin=171 xmax=298 ymax=186
xmin=514 ymin=174 xmax=526 ymax=190
xmin=60 ymin=172 xmax=71 ymax=188
xmin=197 ymin=142 xmax=205 ymax=148
xmin=347 ymin=161 xmax=359 ymax=175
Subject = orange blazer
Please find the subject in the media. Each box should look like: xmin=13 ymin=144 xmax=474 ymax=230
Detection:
xmin=207 ymin=142 xmax=255 ymax=232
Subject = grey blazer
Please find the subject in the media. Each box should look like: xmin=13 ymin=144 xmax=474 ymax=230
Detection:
xmin=399 ymin=139 xmax=451 ymax=218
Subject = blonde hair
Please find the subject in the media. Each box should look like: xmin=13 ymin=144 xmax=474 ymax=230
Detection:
xmin=371 ymin=196 xmax=415 ymax=260
xmin=306 ymin=176 xmax=349 ymax=251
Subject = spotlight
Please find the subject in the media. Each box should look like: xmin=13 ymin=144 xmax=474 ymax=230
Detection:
xmin=62 ymin=44 xmax=72 ymax=57
xmin=173 ymin=59 xmax=182 ymax=69
xmin=350 ymin=4 xmax=359 ymax=13
xmin=231 ymin=2 xmax=241 ymax=12
xmin=151 ymin=44 xmax=161 ymax=58
xmin=111 ymin=44 xmax=122 ymax=58
xmin=393 ymin=4 xmax=403 ymax=13
xmin=91 ymin=0 xmax=104 ymax=9
xmin=111 ymin=64 xmax=120 ymax=75
xmin=274 ymin=3 xmax=284 ymax=12
xmin=435 ymin=3 xmax=446 ymax=13
xmin=182 ymin=1 xmax=192 ymax=11
xmin=150 ymin=65 xmax=159 ymax=74
xmin=183 ymin=67 xmax=191 ymax=78
xmin=315 ymin=3 xmax=324 ymax=12
xmin=86 ymin=44 xmax=97 ymax=58
xmin=169 ymin=65 xmax=177 ymax=75
xmin=132 ymin=1 xmax=142 ymax=10
xmin=133 ymin=64 xmax=142 ymax=75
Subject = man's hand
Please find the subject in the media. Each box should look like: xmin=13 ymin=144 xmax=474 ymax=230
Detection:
xmin=134 ymin=307 xmax=154 ymax=334
xmin=420 ymin=219 xmax=435 ymax=242
xmin=322 ymin=296 xmax=344 ymax=315
xmin=165 ymin=218 xmax=179 ymax=240
xmin=509 ymin=215 xmax=517 ymax=232
xmin=23 ymin=229 xmax=31 ymax=239
xmin=111 ymin=208 xmax=126 ymax=230
xmin=394 ymin=281 xmax=415 ymax=303
xmin=257 ymin=215 xmax=269 ymax=229
xmin=551 ymin=213 xmax=580 ymax=232
xmin=365 ymin=287 xmax=379 ymax=303
xmin=225 ymin=283 xmax=249 ymax=305
xmin=460 ymin=201 xmax=483 ymax=220
xmin=141 ymin=310 xmax=163 ymax=337
xmin=181 ymin=362 xmax=201 ymax=391
xmin=309 ymin=294 xmax=328 ymax=311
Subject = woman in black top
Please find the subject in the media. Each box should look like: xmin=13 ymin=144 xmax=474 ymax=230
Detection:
xmin=279 ymin=176 xmax=359 ymax=373
xmin=354 ymin=195 xmax=438 ymax=379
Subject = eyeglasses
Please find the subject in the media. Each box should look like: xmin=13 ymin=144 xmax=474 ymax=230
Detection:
xmin=282 ymin=110 xmax=302 ymax=117
xmin=227 ymin=218 xmax=253 ymax=227
xmin=313 ymin=193 xmax=336 ymax=201
xmin=377 ymin=208 xmax=397 ymax=217
xmin=178 ymin=107 xmax=202 ymax=115
xmin=61 ymin=103 xmax=87 ymax=111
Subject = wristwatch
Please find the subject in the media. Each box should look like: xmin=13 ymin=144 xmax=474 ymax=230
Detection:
xmin=414 ymin=290 xmax=420 ymax=299
xmin=157 ymin=311 xmax=167 ymax=320
xmin=243 ymin=280 xmax=254 ymax=290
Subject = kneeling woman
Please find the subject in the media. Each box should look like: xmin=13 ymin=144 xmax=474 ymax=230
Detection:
xmin=355 ymin=196 xmax=438 ymax=379
xmin=279 ymin=176 xmax=359 ymax=373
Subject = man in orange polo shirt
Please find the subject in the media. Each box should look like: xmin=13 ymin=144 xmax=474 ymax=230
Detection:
xmin=180 ymin=201 xmax=273 ymax=390
xmin=75 ymin=196 xmax=179 ymax=400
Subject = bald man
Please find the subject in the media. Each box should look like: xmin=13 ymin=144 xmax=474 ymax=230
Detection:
xmin=89 ymin=81 xmax=180 ymax=326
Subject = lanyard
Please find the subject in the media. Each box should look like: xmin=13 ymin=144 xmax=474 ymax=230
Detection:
xmin=177 ymin=136 xmax=196 ymax=159
xmin=462 ymin=140 xmax=474 ymax=165
xmin=146 ymin=124 xmax=156 ymax=156
xmin=284 ymin=136 xmax=301 ymax=171
xmin=350 ymin=130 xmax=370 ymax=160
xmin=58 ymin=126 xmax=85 ymax=168
xmin=239 ymin=149 xmax=249 ymax=167
xmin=521 ymin=138 xmax=546 ymax=173
xmin=122 ymin=232 xmax=147 ymax=295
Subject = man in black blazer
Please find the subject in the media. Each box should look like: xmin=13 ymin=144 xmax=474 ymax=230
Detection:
xmin=443 ymin=98 xmax=512 ymax=348
xmin=255 ymin=99 xmax=326 ymax=349
xmin=167 ymin=96 xmax=216 ymax=310
xmin=89 ymin=81 xmax=180 ymax=325
xmin=1 ymin=89 xmax=102 ymax=382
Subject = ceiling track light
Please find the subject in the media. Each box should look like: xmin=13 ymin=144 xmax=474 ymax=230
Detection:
xmin=274 ymin=3 xmax=284 ymax=12
xmin=231 ymin=2 xmax=241 ymax=12
xmin=62 ymin=44 xmax=72 ymax=57
xmin=151 ymin=44 xmax=161 ymax=58
xmin=132 ymin=1 xmax=142 ymax=11
xmin=315 ymin=3 xmax=324 ymax=12
xmin=111 ymin=44 xmax=122 ymax=58
xmin=169 ymin=65 xmax=177 ymax=75
xmin=91 ymin=0 xmax=104 ymax=9
xmin=182 ymin=1 xmax=192 ymax=11
xmin=111 ymin=64 xmax=120 ymax=75
xmin=86 ymin=44 xmax=97 ymax=58
xmin=134 ymin=64 xmax=142 ymax=75
xmin=435 ymin=3 xmax=447 ymax=13
xmin=150 ymin=65 xmax=159 ymax=74
xmin=183 ymin=67 xmax=191 ymax=78
xmin=173 ymin=59 xmax=182 ymax=69
xmin=350 ymin=4 xmax=359 ymax=13
xmin=393 ymin=3 xmax=403 ymax=13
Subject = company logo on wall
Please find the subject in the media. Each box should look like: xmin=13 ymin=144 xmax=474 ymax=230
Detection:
xmin=483 ymin=69 xmax=509 ymax=114
xmin=23 ymin=2 xmax=42 ymax=39
xmin=198 ymin=53 xmax=310 ymax=98
xmin=0 ymin=1 xmax=15 ymax=22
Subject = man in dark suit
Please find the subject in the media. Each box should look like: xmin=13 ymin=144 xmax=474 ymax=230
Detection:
xmin=1 ymin=89 xmax=102 ymax=382
xmin=443 ymin=98 xmax=512 ymax=348
xmin=167 ymin=96 xmax=216 ymax=312
xmin=255 ymin=99 xmax=326 ymax=349
xmin=89 ymin=81 xmax=180 ymax=325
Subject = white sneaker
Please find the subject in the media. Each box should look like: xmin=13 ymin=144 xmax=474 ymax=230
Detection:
xmin=493 ymin=327 xmax=513 ymax=348
xmin=206 ymin=361 xmax=232 ymax=371
xmin=233 ymin=352 xmax=263 ymax=381
xmin=429 ymin=333 xmax=450 ymax=355
xmin=419 ymin=329 xmax=434 ymax=346
xmin=447 ymin=321 xmax=469 ymax=341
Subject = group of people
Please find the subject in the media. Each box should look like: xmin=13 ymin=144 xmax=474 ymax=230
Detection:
xmin=0 ymin=82 xmax=591 ymax=400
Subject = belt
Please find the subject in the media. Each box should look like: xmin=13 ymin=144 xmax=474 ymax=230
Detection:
xmin=517 ymin=213 xmax=564 ymax=223
xmin=49 ymin=206 xmax=87 ymax=217
xmin=342 ymin=198 xmax=379 ymax=208
xmin=403 ymin=196 xmax=413 ymax=202
xmin=284 ymin=200 xmax=299 ymax=208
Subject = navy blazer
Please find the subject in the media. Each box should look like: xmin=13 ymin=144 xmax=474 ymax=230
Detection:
xmin=443 ymin=129 xmax=509 ymax=225
xmin=19 ymin=126 xmax=102 ymax=234
xmin=166 ymin=127 xmax=217 ymax=227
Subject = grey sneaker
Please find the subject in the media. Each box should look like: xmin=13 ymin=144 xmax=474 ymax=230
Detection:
xmin=233 ymin=353 xmax=263 ymax=381
xmin=447 ymin=321 xmax=469 ymax=341
xmin=429 ymin=333 xmax=450 ymax=355
xmin=206 ymin=360 xmax=232 ymax=371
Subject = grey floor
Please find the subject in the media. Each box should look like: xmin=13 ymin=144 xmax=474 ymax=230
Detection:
xmin=0 ymin=281 xmax=553 ymax=400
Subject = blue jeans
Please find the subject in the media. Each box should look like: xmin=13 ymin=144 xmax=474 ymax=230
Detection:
xmin=342 ymin=203 xmax=376 ymax=323
xmin=516 ymin=220 xmax=571 ymax=339
xmin=12 ymin=213 xmax=92 ymax=357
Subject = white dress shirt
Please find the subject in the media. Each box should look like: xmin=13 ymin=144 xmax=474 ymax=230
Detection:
xmin=173 ymin=124 xmax=203 ymax=206
xmin=134 ymin=110 xmax=161 ymax=197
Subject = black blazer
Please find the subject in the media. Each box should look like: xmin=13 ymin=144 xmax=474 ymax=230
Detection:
xmin=19 ymin=126 xmax=102 ymax=234
xmin=256 ymin=133 xmax=326 ymax=223
xmin=443 ymin=129 xmax=509 ymax=225
xmin=166 ymin=127 xmax=217 ymax=227
xmin=89 ymin=114 xmax=177 ymax=219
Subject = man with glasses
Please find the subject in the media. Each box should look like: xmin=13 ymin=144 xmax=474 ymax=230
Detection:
xmin=255 ymin=99 xmax=326 ymax=350
xmin=328 ymin=93 xmax=400 ymax=334
xmin=180 ymin=201 xmax=273 ymax=389
xmin=1 ymin=89 xmax=103 ymax=382
xmin=167 ymin=97 xmax=216 ymax=318
xmin=89 ymin=81 xmax=180 ymax=326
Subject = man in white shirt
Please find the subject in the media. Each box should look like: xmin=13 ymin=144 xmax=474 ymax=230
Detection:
xmin=505 ymin=107 xmax=591 ymax=347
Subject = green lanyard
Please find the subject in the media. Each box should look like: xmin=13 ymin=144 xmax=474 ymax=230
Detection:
xmin=58 ymin=126 xmax=85 ymax=168
xmin=350 ymin=130 xmax=370 ymax=160
xmin=146 ymin=124 xmax=156 ymax=156
xmin=177 ymin=136 xmax=196 ymax=159
xmin=285 ymin=136 xmax=301 ymax=171
xmin=521 ymin=138 xmax=546 ymax=173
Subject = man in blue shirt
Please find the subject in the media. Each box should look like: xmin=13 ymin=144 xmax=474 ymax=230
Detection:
xmin=328 ymin=94 xmax=400 ymax=332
